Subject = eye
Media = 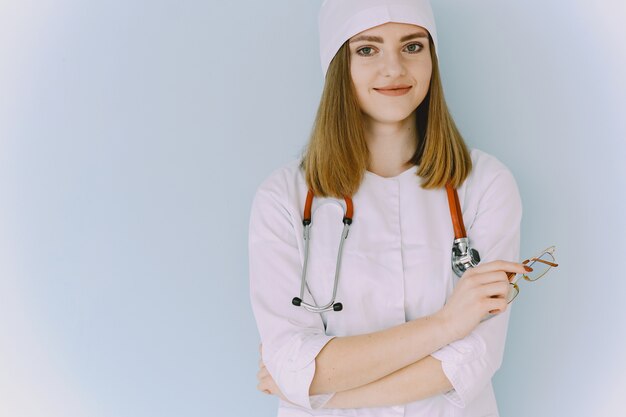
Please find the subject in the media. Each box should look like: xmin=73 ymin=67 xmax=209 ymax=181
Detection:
xmin=404 ymin=42 xmax=424 ymax=53
xmin=355 ymin=46 xmax=375 ymax=57
xmin=355 ymin=43 xmax=425 ymax=57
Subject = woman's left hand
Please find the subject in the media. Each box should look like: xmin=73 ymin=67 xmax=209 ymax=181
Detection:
xmin=257 ymin=343 xmax=290 ymax=403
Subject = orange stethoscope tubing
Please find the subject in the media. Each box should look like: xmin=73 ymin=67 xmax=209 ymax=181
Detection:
xmin=292 ymin=183 xmax=478 ymax=313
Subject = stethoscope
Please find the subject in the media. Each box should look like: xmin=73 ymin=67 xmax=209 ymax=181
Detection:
xmin=292 ymin=182 xmax=481 ymax=313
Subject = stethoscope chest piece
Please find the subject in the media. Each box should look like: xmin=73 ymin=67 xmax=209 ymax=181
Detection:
xmin=451 ymin=237 xmax=481 ymax=277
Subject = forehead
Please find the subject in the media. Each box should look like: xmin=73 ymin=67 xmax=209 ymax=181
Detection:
xmin=349 ymin=22 xmax=429 ymax=41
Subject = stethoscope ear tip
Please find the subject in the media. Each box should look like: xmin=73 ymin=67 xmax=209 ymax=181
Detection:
xmin=292 ymin=297 xmax=302 ymax=306
xmin=333 ymin=303 xmax=343 ymax=311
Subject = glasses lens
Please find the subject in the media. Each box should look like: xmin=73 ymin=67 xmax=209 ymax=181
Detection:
xmin=524 ymin=251 xmax=555 ymax=281
xmin=507 ymin=283 xmax=519 ymax=303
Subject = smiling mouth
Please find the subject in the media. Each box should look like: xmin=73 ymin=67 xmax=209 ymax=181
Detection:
xmin=373 ymin=86 xmax=412 ymax=96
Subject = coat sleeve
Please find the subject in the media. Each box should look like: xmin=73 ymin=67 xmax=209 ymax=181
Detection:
xmin=430 ymin=162 xmax=522 ymax=408
xmin=248 ymin=174 xmax=337 ymax=410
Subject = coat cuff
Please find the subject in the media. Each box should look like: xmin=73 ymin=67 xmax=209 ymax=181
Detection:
xmin=310 ymin=392 xmax=336 ymax=409
xmin=269 ymin=332 xmax=337 ymax=410
xmin=430 ymin=332 xmax=487 ymax=408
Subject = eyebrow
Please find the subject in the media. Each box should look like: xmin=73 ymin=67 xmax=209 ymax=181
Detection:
xmin=349 ymin=31 xmax=429 ymax=44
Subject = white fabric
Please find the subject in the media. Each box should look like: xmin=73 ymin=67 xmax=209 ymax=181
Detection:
xmin=249 ymin=148 xmax=522 ymax=417
xmin=319 ymin=0 xmax=439 ymax=77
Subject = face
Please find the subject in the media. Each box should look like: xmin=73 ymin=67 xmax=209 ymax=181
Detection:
xmin=349 ymin=22 xmax=433 ymax=125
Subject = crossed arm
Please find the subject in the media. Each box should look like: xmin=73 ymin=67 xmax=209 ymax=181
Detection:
xmin=257 ymin=313 xmax=456 ymax=409
xmin=309 ymin=314 xmax=455 ymax=409
xmin=321 ymin=354 xmax=452 ymax=409
xmin=257 ymin=345 xmax=452 ymax=409
xmin=257 ymin=343 xmax=452 ymax=409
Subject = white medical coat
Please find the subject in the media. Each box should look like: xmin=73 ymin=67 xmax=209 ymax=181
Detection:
xmin=249 ymin=148 xmax=522 ymax=417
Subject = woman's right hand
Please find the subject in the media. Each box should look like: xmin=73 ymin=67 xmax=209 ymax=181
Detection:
xmin=437 ymin=260 xmax=530 ymax=340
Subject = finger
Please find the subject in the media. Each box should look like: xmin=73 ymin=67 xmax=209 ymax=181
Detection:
xmin=470 ymin=270 xmax=509 ymax=286
xmin=486 ymin=297 xmax=508 ymax=314
xmin=480 ymin=281 xmax=511 ymax=299
xmin=257 ymin=380 xmax=271 ymax=394
xmin=256 ymin=371 xmax=272 ymax=386
xmin=470 ymin=260 xmax=530 ymax=276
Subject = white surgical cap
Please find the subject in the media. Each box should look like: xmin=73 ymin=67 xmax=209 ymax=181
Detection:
xmin=319 ymin=0 xmax=439 ymax=78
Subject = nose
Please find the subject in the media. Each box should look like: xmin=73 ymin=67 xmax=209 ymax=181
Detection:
xmin=379 ymin=49 xmax=406 ymax=78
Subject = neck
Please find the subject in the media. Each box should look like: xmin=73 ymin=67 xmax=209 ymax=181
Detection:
xmin=363 ymin=112 xmax=418 ymax=178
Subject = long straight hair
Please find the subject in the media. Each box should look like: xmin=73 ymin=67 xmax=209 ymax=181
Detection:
xmin=300 ymin=35 xmax=472 ymax=198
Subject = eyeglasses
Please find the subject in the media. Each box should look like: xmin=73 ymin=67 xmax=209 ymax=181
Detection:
xmin=505 ymin=245 xmax=559 ymax=303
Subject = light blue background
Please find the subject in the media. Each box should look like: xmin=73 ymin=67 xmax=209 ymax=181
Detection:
xmin=1 ymin=1 xmax=624 ymax=416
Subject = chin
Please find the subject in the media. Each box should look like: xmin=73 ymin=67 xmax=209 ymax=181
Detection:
xmin=366 ymin=109 xmax=415 ymax=124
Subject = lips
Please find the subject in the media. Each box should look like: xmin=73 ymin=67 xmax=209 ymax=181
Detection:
xmin=374 ymin=85 xmax=412 ymax=96
xmin=374 ymin=84 xmax=412 ymax=90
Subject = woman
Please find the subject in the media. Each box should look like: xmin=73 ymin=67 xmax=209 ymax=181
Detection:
xmin=249 ymin=0 xmax=529 ymax=415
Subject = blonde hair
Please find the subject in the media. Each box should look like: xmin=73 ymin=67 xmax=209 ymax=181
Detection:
xmin=300 ymin=35 xmax=472 ymax=198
